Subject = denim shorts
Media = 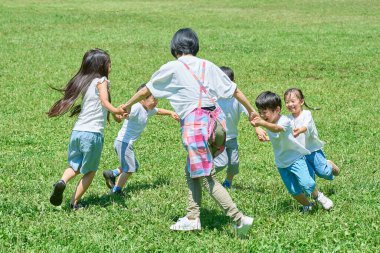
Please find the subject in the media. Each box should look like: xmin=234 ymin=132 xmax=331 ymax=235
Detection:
xmin=68 ymin=131 xmax=104 ymax=174
xmin=278 ymin=157 xmax=316 ymax=196
xmin=114 ymin=140 xmax=139 ymax=173
xmin=305 ymin=149 xmax=333 ymax=180
xmin=214 ymin=138 xmax=239 ymax=176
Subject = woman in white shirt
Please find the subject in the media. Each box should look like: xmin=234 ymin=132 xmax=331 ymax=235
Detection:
xmin=121 ymin=28 xmax=257 ymax=236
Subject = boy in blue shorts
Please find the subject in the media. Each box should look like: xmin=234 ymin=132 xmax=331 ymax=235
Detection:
xmin=252 ymin=91 xmax=333 ymax=212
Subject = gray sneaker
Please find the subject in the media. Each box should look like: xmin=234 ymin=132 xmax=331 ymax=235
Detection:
xmin=103 ymin=170 xmax=116 ymax=189
xmin=49 ymin=180 xmax=66 ymax=206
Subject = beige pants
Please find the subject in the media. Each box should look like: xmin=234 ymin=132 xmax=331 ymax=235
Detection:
xmin=185 ymin=167 xmax=243 ymax=223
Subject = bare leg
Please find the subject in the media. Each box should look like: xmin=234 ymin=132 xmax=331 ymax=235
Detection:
xmin=70 ymin=171 xmax=96 ymax=205
xmin=115 ymin=172 xmax=132 ymax=188
xmin=293 ymin=193 xmax=312 ymax=206
xmin=311 ymin=186 xmax=319 ymax=199
xmin=61 ymin=167 xmax=79 ymax=184
xmin=327 ymin=160 xmax=340 ymax=176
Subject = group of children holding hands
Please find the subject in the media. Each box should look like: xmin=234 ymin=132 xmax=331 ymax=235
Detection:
xmin=47 ymin=28 xmax=339 ymax=236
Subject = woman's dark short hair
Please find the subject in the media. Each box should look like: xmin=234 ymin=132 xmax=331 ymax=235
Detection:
xmin=170 ymin=28 xmax=199 ymax=58
xmin=255 ymin=91 xmax=282 ymax=110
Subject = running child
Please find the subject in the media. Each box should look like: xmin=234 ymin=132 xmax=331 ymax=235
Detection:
xmin=284 ymin=88 xmax=340 ymax=180
xmin=214 ymin=66 xmax=268 ymax=189
xmin=252 ymin=91 xmax=334 ymax=212
xmin=102 ymin=83 xmax=179 ymax=194
xmin=47 ymin=48 xmax=124 ymax=210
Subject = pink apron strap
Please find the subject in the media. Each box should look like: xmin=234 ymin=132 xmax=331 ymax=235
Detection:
xmin=179 ymin=61 xmax=216 ymax=108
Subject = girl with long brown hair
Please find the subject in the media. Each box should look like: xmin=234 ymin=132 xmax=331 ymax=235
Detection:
xmin=47 ymin=48 xmax=124 ymax=210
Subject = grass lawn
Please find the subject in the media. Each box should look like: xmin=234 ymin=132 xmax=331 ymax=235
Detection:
xmin=1 ymin=0 xmax=379 ymax=252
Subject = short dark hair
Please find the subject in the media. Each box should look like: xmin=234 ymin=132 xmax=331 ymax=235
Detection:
xmin=170 ymin=28 xmax=199 ymax=58
xmin=255 ymin=91 xmax=282 ymax=110
xmin=220 ymin=66 xmax=234 ymax=82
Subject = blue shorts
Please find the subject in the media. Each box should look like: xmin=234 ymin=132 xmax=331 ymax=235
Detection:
xmin=214 ymin=138 xmax=239 ymax=176
xmin=68 ymin=131 xmax=104 ymax=174
xmin=278 ymin=157 xmax=316 ymax=196
xmin=114 ymin=140 xmax=139 ymax=173
xmin=305 ymin=149 xmax=333 ymax=180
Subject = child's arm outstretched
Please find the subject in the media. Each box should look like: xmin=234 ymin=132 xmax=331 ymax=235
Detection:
xmin=97 ymin=80 xmax=124 ymax=115
xmin=293 ymin=126 xmax=307 ymax=138
xmin=253 ymin=125 xmax=270 ymax=142
xmin=233 ymin=88 xmax=259 ymax=121
xmin=252 ymin=117 xmax=284 ymax=133
xmin=293 ymin=111 xmax=314 ymax=137
xmin=157 ymin=108 xmax=180 ymax=122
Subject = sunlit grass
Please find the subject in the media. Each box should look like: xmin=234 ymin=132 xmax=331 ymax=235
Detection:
xmin=0 ymin=0 xmax=379 ymax=252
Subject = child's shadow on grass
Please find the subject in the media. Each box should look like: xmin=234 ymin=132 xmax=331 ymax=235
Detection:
xmin=231 ymin=184 xmax=266 ymax=195
xmin=275 ymin=199 xmax=298 ymax=214
xmin=126 ymin=176 xmax=170 ymax=193
xmin=81 ymin=176 xmax=171 ymax=209
xmin=200 ymin=209 xmax=230 ymax=230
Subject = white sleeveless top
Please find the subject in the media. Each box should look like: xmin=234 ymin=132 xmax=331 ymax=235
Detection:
xmin=73 ymin=77 xmax=109 ymax=135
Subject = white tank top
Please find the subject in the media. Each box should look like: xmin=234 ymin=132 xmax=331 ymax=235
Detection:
xmin=72 ymin=77 xmax=108 ymax=135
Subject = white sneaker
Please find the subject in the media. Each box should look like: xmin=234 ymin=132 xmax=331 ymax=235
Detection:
xmin=233 ymin=215 xmax=254 ymax=237
xmin=316 ymin=192 xmax=333 ymax=210
xmin=170 ymin=217 xmax=201 ymax=231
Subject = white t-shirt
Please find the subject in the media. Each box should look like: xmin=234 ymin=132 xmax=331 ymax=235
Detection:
xmin=266 ymin=115 xmax=311 ymax=168
xmin=73 ymin=77 xmax=109 ymax=135
xmin=217 ymin=98 xmax=248 ymax=140
xmin=288 ymin=110 xmax=325 ymax=152
xmin=146 ymin=55 xmax=237 ymax=119
xmin=116 ymin=103 xmax=158 ymax=144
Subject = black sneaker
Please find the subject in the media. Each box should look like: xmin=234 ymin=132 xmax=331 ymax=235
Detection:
xmin=49 ymin=180 xmax=66 ymax=206
xmin=103 ymin=170 xmax=116 ymax=189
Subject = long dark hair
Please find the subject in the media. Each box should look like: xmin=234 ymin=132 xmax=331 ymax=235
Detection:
xmin=47 ymin=48 xmax=111 ymax=118
xmin=284 ymin=88 xmax=320 ymax=110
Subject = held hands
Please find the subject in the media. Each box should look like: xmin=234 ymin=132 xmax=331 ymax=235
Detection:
xmin=251 ymin=116 xmax=264 ymax=127
xmin=255 ymin=127 xmax=269 ymax=142
xmin=171 ymin=112 xmax=180 ymax=122
xmin=293 ymin=128 xmax=302 ymax=138
xmin=249 ymin=111 xmax=260 ymax=122
xmin=115 ymin=104 xmax=129 ymax=119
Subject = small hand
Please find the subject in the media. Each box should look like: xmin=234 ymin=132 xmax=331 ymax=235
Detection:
xmin=293 ymin=128 xmax=301 ymax=138
xmin=114 ymin=106 xmax=125 ymax=115
xmin=251 ymin=116 xmax=263 ymax=127
xmin=249 ymin=111 xmax=260 ymax=122
xmin=255 ymin=127 xmax=269 ymax=142
xmin=121 ymin=104 xmax=132 ymax=114
xmin=171 ymin=112 xmax=180 ymax=122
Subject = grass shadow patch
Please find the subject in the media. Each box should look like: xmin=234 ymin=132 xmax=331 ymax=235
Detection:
xmin=126 ymin=176 xmax=170 ymax=193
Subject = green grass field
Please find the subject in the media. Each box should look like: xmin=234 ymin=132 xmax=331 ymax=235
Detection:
xmin=1 ymin=0 xmax=379 ymax=252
